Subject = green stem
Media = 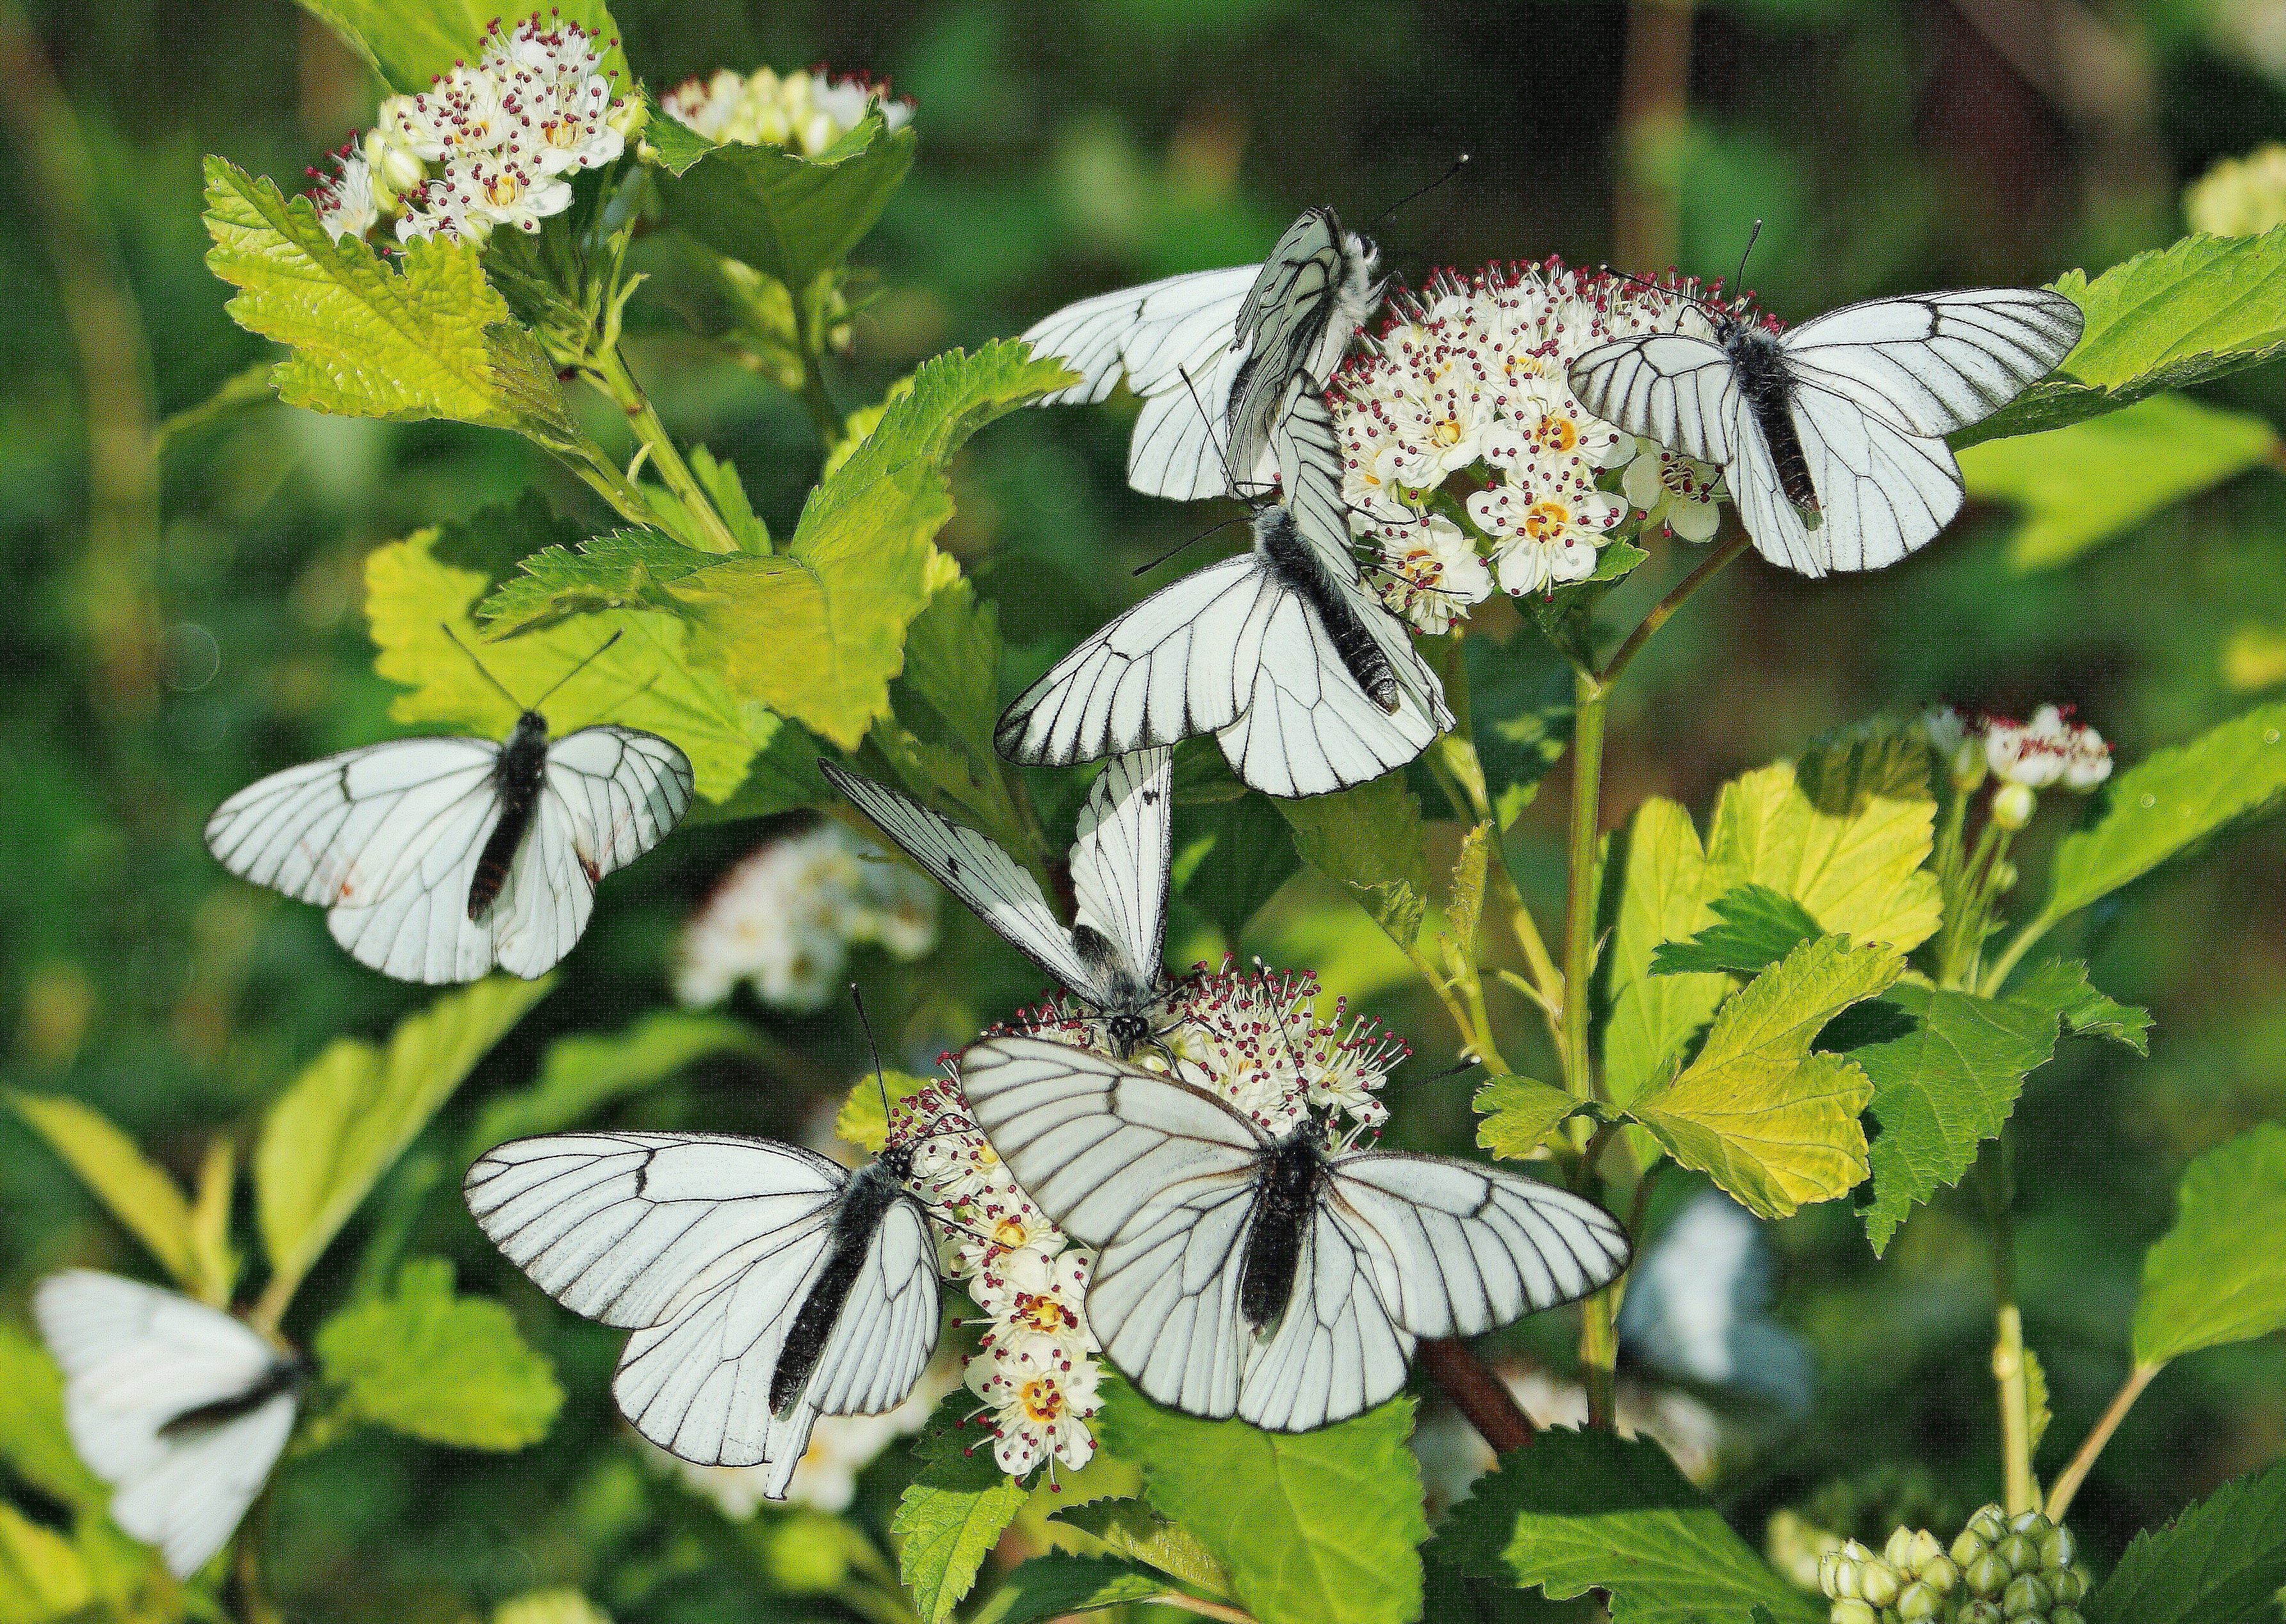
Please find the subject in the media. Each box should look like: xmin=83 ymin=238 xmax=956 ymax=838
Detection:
xmin=1977 ymin=1138 xmax=2037 ymax=1514
xmin=2045 ymin=1359 xmax=2162 ymax=1522
xmin=1597 ymin=531 xmax=1749 ymax=690
xmin=583 ymin=345 xmax=743 ymax=553
xmin=796 ymin=277 xmax=844 ymax=445
xmin=1980 ymin=912 xmax=2055 ymax=998
xmin=1560 ymin=669 xmax=1610 ymax=1097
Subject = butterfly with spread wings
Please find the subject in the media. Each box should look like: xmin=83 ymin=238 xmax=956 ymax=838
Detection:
xmin=466 ymin=1120 xmax=940 ymax=1495
xmin=204 ymin=633 xmax=694 ymax=984
xmin=1567 ymin=282 xmax=2083 ymax=576
xmin=34 ymin=1271 xmax=306 ymax=1579
xmin=1022 ymin=207 xmax=1383 ymax=501
xmin=822 ymin=748 xmax=1175 ymax=1056
xmin=994 ymin=388 xmax=1453 ymax=799
xmin=958 ymin=1034 xmax=1630 ymax=1430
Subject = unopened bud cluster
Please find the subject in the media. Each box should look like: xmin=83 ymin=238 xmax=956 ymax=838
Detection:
xmin=660 ymin=65 xmax=913 ymax=154
xmin=1818 ymin=1507 xmax=2087 ymax=1624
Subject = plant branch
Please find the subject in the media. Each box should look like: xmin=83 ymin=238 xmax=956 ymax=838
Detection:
xmin=1612 ymin=0 xmax=1699 ymax=273
xmin=796 ymin=276 xmax=845 ymax=445
xmin=1597 ymin=530 xmax=1749 ymax=689
xmin=1146 ymin=1594 xmax=1255 ymax=1623
xmin=582 ymin=345 xmax=743 ymax=553
xmin=1979 ymin=911 xmax=2056 ymax=998
xmin=1977 ymin=1138 xmax=2038 ymax=1514
xmin=1559 ymin=669 xmax=1609 ymax=1098
xmin=1417 ymin=1338 xmax=1537 ymax=1455
xmin=2045 ymin=1359 xmax=2162 ymax=1522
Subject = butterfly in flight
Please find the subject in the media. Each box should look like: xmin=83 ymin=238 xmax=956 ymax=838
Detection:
xmin=1022 ymin=207 xmax=1383 ymax=503
xmin=464 ymin=1032 xmax=942 ymax=1495
xmin=994 ymin=388 xmax=1452 ymax=798
xmin=823 ymin=747 xmax=1175 ymax=1056
xmin=34 ymin=1271 xmax=307 ymax=1579
xmin=957 ymin=1034 xmax=1630 ymax=1430
xmin=204 ymin=630 xmax=694 ymax=983
xmin=1567 ymin=232 xmax=2083 ymax=576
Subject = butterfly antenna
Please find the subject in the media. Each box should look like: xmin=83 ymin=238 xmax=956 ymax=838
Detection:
xmin=1134 ymin=514 xmax=1246 ymax=576
xmin=1367 ymin=151 xmax=1470 ymax=232
xmin=1729 ymin=219 xmax=1764 ymax=297
xmin=438 ymin=622 xmax=527 ymax=712
xmin=532 ymin=629 xmax=626 ymax=713
xmin=850 ymin=983 xmax=895 ymax=1130
xmin=1599 ymin=261 xmax=1718 ymax=316
xmin=1174 ymin=363 xmax=1243 ymax=499
xmin=1410 ymin=1055 xmax=1483 ymax=1086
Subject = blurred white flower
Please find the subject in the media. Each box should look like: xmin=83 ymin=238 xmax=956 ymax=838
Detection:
xmin=1984 ymin=704 xmax=2110 ymax=792
xmin=2185 ymin=142 xmax=2286 ymax=237
xmin=675 ymin=823 xmax=937 ymax=1010
xmin=662 ymin=65 xmax=912 ymax=155
xmin=651 ymin=1360 xmax=957 ymax=1516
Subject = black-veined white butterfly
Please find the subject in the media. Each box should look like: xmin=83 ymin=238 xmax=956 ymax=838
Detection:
xmin=464 ymin=1115 xmax=940 ymax=1495
xmin=1615 ymin=1189 xmax=1813 ymax=1417
xmin=957 ymin=1034 xmax=1631 ymax=1430
xmin=822 ymin=747 xmax=1174 ymax=1055
xmin=1022 ymin=207 xmax=1382 ymax=501
xmin=993 ymin=390 xmax=1453 ymax=798
xmin=1567 ymin=269 xmax=2082 ymax=576
xmin=204 ymin=631 xmax=694 ymax=984
xmin=33 ymin=1271 xmax=306 ymax=1579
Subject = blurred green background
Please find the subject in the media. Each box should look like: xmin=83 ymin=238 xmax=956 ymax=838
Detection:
xmin=3 ymin=0 xmax=2283 ymax=1617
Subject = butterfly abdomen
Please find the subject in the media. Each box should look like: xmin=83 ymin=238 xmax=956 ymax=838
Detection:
xmin=1257 ymin=511 xmax=1400 ymax=711
xmin=771 ymin=1165 xmax=904 ymax=1413
xmin=469 ymin=713 xmax=551 ymax=922
xmin=155 ymin=1357 xmax=307 ymax=1441
xmin=1239 ymin=1137 xmax=1325 ymax=1333
xmin=1724 ymin=326 xmax=1820 ymax=512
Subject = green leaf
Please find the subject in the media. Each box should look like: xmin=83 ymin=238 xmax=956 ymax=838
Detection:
xmin=1174 ymin=793 xmax=1301 ymax=945
xmin=653 ymin=112 xmax=918 ymax=290
xmin=1960 ymin=225 xmax=2286 ymax=446
xmin=1475 ymin=1076 xmax=1587 ymax=1160
xmin=1957 ymin=393 xmax=2279 ymax=569
xmin=0 ymin=1325 xmax=105 ymax=1514
xmin=1530 ymin=542 xmax=1649 ymax=667
xmin=469 ymin=1012 xmax=766 ymax=1154
xmin=2041 ymin=700 xmax=2286 ymax=927
xmin=2087 ymin=1456 xmax=2286 ymax=1624
xmin=258 ymin=977 xmax=550 ymax=1304
xmin=0 ymin=1504 xmax=91 ymax=1624
xmin=368 ymin=503 xmax=791 ymax=812
xmin=872 ymin=565 xmax=1036 ymax=853
xmin=2133 ymin=1123 xmax=2286 ymax=1363
xmin=972 ymin=1555 xmax=1168 ymax=1624
xmin=2007 ymin=958 xmax=2152 ymax=1054
xmin=2023 ymin=1345 xmax=2051 ymax=1458
xmin=291 ymin=0 xmax=627 ymax=92
xmin=314 ymin=1258 xmax=562 ymax=1449
xmin=892 ymin=1395 xmax=1033 ymax=1624
xmin=1096 ymin=1381 xmax=1426 ymax=1624
xmin=202 ymin=159 xmax=573 ymax=437
xmin=666 ymin=343 xmax=1072 ymax=751
xmin=1604 ymin=798 xmax=1732 ymax=1108
xmin=1049 ymin=1500 xmax=1235 ymax=1600
xmin=1649 ymin=884 xmax=1824 ymax=977
xmin=493 ymin=1591 xmax=612 ymax=1624
xmin=1625 ymin=937 xmax=1901 ymax=1218
xmin=9 ymin=1093 xmax=197 ymax=1288
xmin=479 ymin=530 xmax=718 ymax=637
xmin=1277 ymin=772 xmax=1432 ymax=950
xmin=1704 ymin=731 xmax=1941 ymax=954
xmin=1434 ymin=1429 xmax=1822 ymax=1624
xmin=833 ymin=1068 xmax=935 ymax=1156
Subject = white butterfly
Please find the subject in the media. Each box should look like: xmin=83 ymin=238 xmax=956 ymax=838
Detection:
xmin=205 ymin=638 xmax=694 ymax=984
xmin=993 ymin=391 xmax=1453 ymax=799
xmin=1023 ymin=207 xmax=1382 ymax=501
xmin=822 ymin=748 xmax=1174 ymax=1055
xmin=464 ymin=1130 xmax=939 ymax=1496
xmin=33 ymin=1271 xmax=304 ymax=1579
xmin=1615 ymin=1189 xmax=1813 ymax=1417
xmin=958 ymin=1034 xmax=1631 ymax=1431
xmin=1568 ymin=287 xmax=2083 ymax=576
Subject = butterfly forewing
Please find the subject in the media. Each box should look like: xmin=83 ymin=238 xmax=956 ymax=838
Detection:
xmin=1778 ymin=289 xmax=2082 ymax=437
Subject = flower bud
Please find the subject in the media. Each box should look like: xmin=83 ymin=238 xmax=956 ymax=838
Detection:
xmin=1884 ymin=1528 xmax=1916 ymax=1566
xmin=1950 ymin=736 xmax=1988 ymax=791
xmin=2009 ymin=1511 xmax=2052 ymax=1538
xmin=607 ymin=95 xmax=649 ymax=141
xmin=1996 ymin=1533 xmax=2039 ymax=1573
xmin=2039 ymin=1525 xmax=2076 ymax=1570
xmin=2050 ymin=1609 xmax=2086 ymax=1624
xmin=1952 ymin=1528 xmax=1989 ymax=1568
xmin=1831 ymin=1554 xmax=1865 ymax=1600
xmin=2002 ymin=1574 xmax=2050 ymax=1617
xmin=1829 ymin=1602 xmax=1879 ymax=1624
xmin=1957 ymin=1604 xmax=2004 ymax=1624
xmin=1967 ymin=1505 xmax=2009 ymax=1544
xmin=2049 ymin=1566 xmax=2087 ymax=1604
xmin=1895 ymin=1580 xmax=1942 ymax=1621
xmin=1917 ymin=1555 xmax=1958 ymax=1595
xmin=1904 ymin=1530 xmax=1945 ymax=1572
xmin=1859 ymin=1561 xmax=1901 ymax=1608
xmin=1990 ymin=859 xmax=2018 ymax=893
xmin=1967 ymin=1553 xmax=2012 ymax=1597
xmin=1819 ymin=1553 xmax=1843 ymax=1595
xmin=1991 ymin=779 xmax=2037 ymax=831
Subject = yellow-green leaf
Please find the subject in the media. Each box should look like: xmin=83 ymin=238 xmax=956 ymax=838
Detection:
xmin=1626 ymin=938 xmax=1901 ymax=1218
xmin=257 ymin=977 xmax=550 ymax=1308
xmin=1278 ymin=772 xmax=1432 ymax=950
xmin=1474 ymin=1076 xmax=1585 ymax=1160
xmin=314 ymin=1258 xmax=562 ymax=1449
xmin=202 ymin=159 xmax=572 ymax=436
xmin=469 ymin=1012 xmax=766 ymax=1155
xmin=1049 ymin=1500 xmax=1236 ymax=1601
xmin=652 ymin=111 xmax=917 ymax=290
xmin=2134 ymin=1123 xmax=2286 ymax=1364
xmin=833 ymin=1068 xmax=935 ymax=1155
xmin=9 ymin=1093 xmax=197 ymax=1289
xmin=0 ymin=1504 xmax=90 ymax=1624
xmin=493 ymin=1592 xmax=612 ymax=1624
xmin=0 ymin=1325 xmax=105 ymax=1514
xmin=1603 ymin=797 xmax=1731 ymax=1107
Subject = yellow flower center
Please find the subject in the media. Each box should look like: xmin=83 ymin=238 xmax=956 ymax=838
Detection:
xmin=481 ymin=170 xmax=525 ymax=207
xmin=1523 ymin=500 xmax=1571 ymax=541
xmin=1014 ymin=1294 xmax=1068 ymax=1333
xmin=1430 ymin=418 xmax=1464 ymax=448
xmin=1537 ymin=415 xmax=1578 ymax=453
xmin=1400 ymin=548 xmax=1442 ymax=587
xmin=1019 ymin=1377 xmax=1064 ymax=1424
xmin=544 ymin=118 xmax=582 ymax=149
xmin=992 ymin=1217 xmax=1030 ymax=1249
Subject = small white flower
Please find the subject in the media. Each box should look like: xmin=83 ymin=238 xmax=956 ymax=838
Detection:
xmin=1485 ymin=375 xmax=1628 ymax=482
xmin=965 ymin=1341 xmax=1100 ymax=1478
xmin=662 ymin=64 xmax=912 ymax=152
xmin=1364 ymin=513 xmax=1493 ymax=634
xmin=1471 ymin=480 xmax=1623 ymax=597
xmin=1620 ymin=437 xmax=1723 ymax=542
xmin=307 ymin=145 xmax=378 ymax=241
xmin=1984 ymin=704 xmax=2110 ymax=791
xmin=447 ymin=153 xmax=574 ymax=236
xmin=970 ymin=1246 xmax=1094 ymax=1363
xmin=395 ymin=65 xmax=512 ymax=161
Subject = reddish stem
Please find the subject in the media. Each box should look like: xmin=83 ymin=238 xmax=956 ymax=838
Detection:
xmin=1418 ymin=1338 xmax=1535 ymax=1456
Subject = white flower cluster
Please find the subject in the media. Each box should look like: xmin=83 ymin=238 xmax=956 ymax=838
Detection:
xmin=662 ymin=65 xmax=913 ymax=154
xmin=1159 ymin=960 xmax=1403 ymax=1140
xmin=1330 ymin=260 xmax=1736 ymax=629
xmin=309 ymin=14 xmax=629 ymax=246
xmin=649 ymin=1362 xmax=956 ymax=1516
xmin=1923 ymin=703 xmax=2111 ymax=831
xmin=674 ymin=823 xmax=937 ymax=1011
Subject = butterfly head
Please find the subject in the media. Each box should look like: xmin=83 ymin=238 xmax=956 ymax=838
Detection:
xmin=878 ymin=1139 xmax=918 ymax=1183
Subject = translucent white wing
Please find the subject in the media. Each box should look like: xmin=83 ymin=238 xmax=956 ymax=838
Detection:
xmin=803 ymin=1199 xmax=940 ymax=1420
xmin=1323 ymin=1152 xmax=1632 ymax=1338
xmin=1068 ymin=747 xmax=1173 ymax=1001
xmin=33 ymin=1271 xmax=298 ymax=1579
xmin=1234 ymin=1208 xmax=1414 ymax=1431
xmin=958 ymin=1035 xmax=1268 ymax=1420
xmin=465 ymin=1132 xmax=845 ymax=1474
xmin=1024 ymin=264 xmax=1263 ymax=501
xmin=1566 ymin=332 xmax=1738 ymax=465
xmin=1779 ymin=289 xmax=2083 ymax=438
xmin=542 ymin=725 xmax=696 ymax=881
xmin=1270 ymin=387 xmax=1360 ymax=578
xmin=1726 ymin=384 xmax=1964 ymax=576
